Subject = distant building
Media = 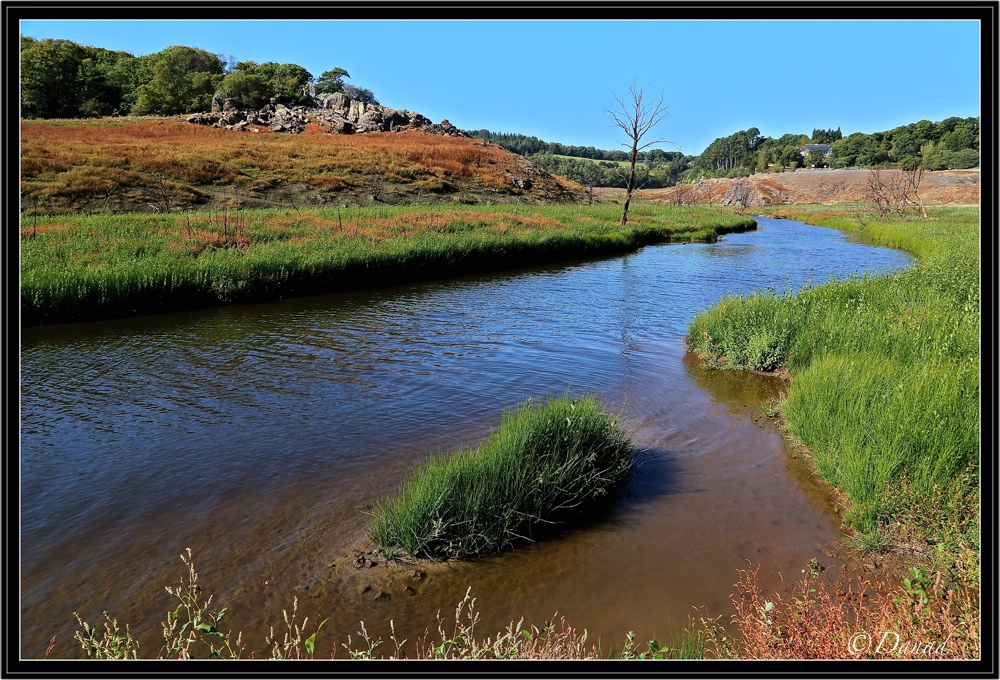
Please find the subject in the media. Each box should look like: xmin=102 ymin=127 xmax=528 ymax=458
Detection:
xmin=799 ymin=144 xmax=832 ymax=156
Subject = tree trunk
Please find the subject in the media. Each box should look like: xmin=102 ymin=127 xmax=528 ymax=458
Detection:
xmin=621 ymin=140 xmax=638 ymax=226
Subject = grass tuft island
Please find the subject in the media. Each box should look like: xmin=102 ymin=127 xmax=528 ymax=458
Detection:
xmin=369 ymin=395 xmax=636 ymax=560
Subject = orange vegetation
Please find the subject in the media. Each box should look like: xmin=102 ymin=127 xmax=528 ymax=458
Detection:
xmin=20 ymin=119 xmax=584 ymax=213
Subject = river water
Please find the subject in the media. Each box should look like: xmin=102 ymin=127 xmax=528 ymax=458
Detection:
xmin=19 ymin=216 xmax=913 ymax=659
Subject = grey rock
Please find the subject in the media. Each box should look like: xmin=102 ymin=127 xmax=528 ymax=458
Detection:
xmin=186 ymin=94 xmax=468 ymax=138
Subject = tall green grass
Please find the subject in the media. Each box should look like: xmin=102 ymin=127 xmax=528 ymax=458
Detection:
xmin=687 ymin=207 xmax=980 ymax=560
xmin=369 ymin=395 xmax=636 ymax=560
xmin=20 ymin=203 xmax=755 ymax=325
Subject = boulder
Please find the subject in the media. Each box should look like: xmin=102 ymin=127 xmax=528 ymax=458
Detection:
xmin=186 ymin=94 xmax=470 ymax=138
xmin=357 ymin=108 xmax=385 ymax=132
xmin=319 ymin=92 xmax=350 ymax=111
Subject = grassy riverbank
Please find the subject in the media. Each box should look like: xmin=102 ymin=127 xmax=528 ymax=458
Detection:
xmin=20 ymin=203 xmax=754 ymax=326
xmin=57 ymin=206 xmax=980 ymax=661
xmin=369 ymin=395 xmax=636 ymax=560
xmin=687 ymin=206 xmax=980 ymax=581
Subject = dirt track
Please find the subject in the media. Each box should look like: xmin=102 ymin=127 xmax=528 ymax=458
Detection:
xmin=635 ymin=168 xmax=980 ymax=207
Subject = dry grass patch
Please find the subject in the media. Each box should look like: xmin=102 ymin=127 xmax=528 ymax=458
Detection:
xmin=20 ymin=119 xmax=581 ymax=212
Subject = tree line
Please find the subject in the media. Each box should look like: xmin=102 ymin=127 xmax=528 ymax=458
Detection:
xmin=473 ymin=115 xmax=978 ymax=189
xmin=19 ymin=37 xmax=376 ymax=119
xmin=467 ymin=129 xmax=697 ymax=189
xmin=691 ymin=118 xmax=978 ymax=178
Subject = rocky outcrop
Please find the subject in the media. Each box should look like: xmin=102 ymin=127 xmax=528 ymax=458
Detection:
xmin=187 ymin=92 xmax=469 ymax=137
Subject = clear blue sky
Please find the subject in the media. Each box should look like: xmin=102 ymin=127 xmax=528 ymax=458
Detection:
xmin=19 ymin=19 xmax=982 ymax=155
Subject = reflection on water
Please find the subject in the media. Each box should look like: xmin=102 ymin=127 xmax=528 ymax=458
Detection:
xmin=19 ymin=217 xmax=912 ymax=658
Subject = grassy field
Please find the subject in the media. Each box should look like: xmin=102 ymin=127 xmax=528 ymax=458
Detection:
xmin=688 ymin=205 xmax=980 ymax=583
xmin=552 ymin=153 xmax=629 ymax=168
xmin=20 ymin=202 xmax=756 ymax=325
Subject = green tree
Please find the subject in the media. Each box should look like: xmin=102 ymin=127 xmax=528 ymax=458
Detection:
xmin=806 ymin=149 xmax=828 ymax=168
xmin=920 ymin=142 xmax=950 ymax=171
xmin=940 ymin=126 xmax=978 ymax=152
xmin=890 ymin=130 xmax=920 ymax=161
xmin=254 ymin=62 xmax=313 ymax=104
xmin=952 ymin=148 xmax=979 ymax=168
xmin=133 ymin=46 xmax=224 ymax=114
xmin=216 ymin=70 xmax=270 ymax=108
xmin=316 ymin=68 xmax=350 ymax=95
xmin=580 ymin=161 xmax=601 ymax=203
xmin=343 ymin=84 xmax=378 ymax=105
xmin=778 ymin=145 xmax=805 ymax=169
xmin=912 ymin=119 xmax=934 ymax=142
xmin=78 ymin=47 xmax=140 ymax=115
xmin=810 ymin=127 xmax=842 ymax=144
xmin=20 ymin=36 xmax=87 ymax=117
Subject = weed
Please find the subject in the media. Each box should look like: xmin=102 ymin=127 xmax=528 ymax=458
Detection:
xmin=72 ymin=611 xmax=139 ymax=659
xmin=159 ymin=548 xmax=244 ymax=659
xmin=714 ymin=562 xmax=979 ymax=659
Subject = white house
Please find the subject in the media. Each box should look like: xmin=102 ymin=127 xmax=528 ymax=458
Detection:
xmin=799 ymin=144 xmax=832 ymax=156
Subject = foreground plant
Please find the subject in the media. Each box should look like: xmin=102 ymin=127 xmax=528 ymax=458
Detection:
xmin=368 ymin=394 xmax=636 ymax=560
xmin=71 ymin=549 xmax=700 ymax=660
xmin=72 ymin=611 xmax=139 ymax=660
xmin=712 ymin=562 xmax=979 ymax=660
xmin=159 ymin=548 xmax=245 ymax=659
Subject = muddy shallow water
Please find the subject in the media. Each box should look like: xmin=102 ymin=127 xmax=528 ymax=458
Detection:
xmin=19 ymin=217 xmax=913 ymax=658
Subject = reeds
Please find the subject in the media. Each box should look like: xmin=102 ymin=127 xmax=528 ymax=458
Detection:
xmin=687 ymin=207 xmax=980 ymax=568
xmin=21 ymin=203 xmax=756 ymax=325
xmin=368 ymin=395 xmax=636 ymax=560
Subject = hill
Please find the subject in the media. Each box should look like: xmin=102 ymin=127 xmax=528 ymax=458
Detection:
xmin=635 ymin=168 xmax=980 ymax=207
xmin=19 ymin=118 xmax=587 ymax=215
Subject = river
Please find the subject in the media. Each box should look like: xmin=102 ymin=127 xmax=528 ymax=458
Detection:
xmin=19 ymin=216 xmax=913 ymax=659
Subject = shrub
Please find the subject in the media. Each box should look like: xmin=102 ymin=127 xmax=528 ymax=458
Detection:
xmin=712 ymin=562 xmax=979 ymax=660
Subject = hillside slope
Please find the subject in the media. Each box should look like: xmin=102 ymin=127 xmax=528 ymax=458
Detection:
xmin=20 ymin=118 xmax=587 ymax=214
xmin=636 ymin=168 xmax=979 ymax=207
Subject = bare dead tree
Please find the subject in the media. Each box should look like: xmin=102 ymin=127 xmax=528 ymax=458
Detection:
xmin=728 ymin=179 xmax=754 ymax=215
xmin=864 ymin=165 xmax=928 ymax=220
xmin=581 ymin=162 xmax=601 ymax=206
xmin=368 ymin=155 xmax=387 ymax=203
xmin=26 ymin=193 xmax=40 ymax=239
xmin=605 ymin=81 xmax=674 ymax=226
xmin=850 ymin=199 xmax=869 ymax=228
xmin=142 ymin=173 xmax=173 ymax=213
xmin=903 ymin=164 xmax=928 ymax=220
xmin=156 ymin=174 xmax=172 ymax=214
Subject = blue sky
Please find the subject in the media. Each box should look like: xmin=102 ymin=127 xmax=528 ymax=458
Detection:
xmin=19 ymin=19 xmax=982 ymax=155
